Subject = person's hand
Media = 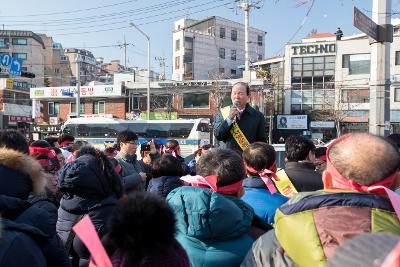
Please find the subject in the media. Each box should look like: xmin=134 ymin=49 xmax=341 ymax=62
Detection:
xmin=139 ymin=172 xmax=147 ymax=182
xmin=149 ymin=141 xmax=157 ymax=153
xmin=228 ymin=106 xmax=239 ymax=120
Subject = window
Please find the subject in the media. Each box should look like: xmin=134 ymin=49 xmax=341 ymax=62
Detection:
xmin=12 ymin=38 xmax=27 ymax=45
xmin=0 ymin=38 xmax=6 ymax=48
xmin=219 ymin=48 xmax=225 ymax=59
xmin=93 ymin=101 xmax=105 ymax=114
xmin=342 ymin=89 xmax=370 ymax=103
xmin=70 ymin=102 xmax=85 ymax=113
xmin=12 ymin=53 xmax=27 ymax=60
xmin=220 ymin=27 xmax=225 ymax=39
xmin=48 ymin=102 xmax=60 ymax=115
xmin=231 ymin=49 xmax=236 ymax=61
xmin=231 ymin=29 xmax=237 ymax=41
xmin=396 ymin=51 xmax=400 ymax=65
xmin=343 ymin=54 xmax=370 ymax=75
xmin=183 ymin=93 xmax=209 ymax=108
xmin=257 ymin=35 xmax=263 ymax=46
xmin=219 ymin=68 xmax=224 ymax=74
xmin=258 ymin=54 xmax=263 ymax=60
xmin=395 ymin=88 xmax=400 ymax=102
xmin=60 ymin=55 xmax=68 ymax=61
xmin=175 ymin=39 xmax=180 ymax=51
xmin=231 ymin=69 xmax=237 ymax=75
xmin=175 ymin=56 xmax=180 ymax=69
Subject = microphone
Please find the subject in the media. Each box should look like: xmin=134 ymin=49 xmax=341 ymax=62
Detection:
xmin=233 ymin=101 xmax=241 ymax=122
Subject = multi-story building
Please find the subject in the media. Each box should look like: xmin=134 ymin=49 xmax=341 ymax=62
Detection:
xmin=65 ymin=48 xmax=97 ymax=85
xmin=0 ymin=30 xmax=46 ymax=129
xmin=172 ymin=16 xmax=266 ymax=81
xmin=40 ymin=35 xmax=73 ymax=87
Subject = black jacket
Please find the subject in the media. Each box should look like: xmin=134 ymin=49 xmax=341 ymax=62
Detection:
xmin=0 ymin=195 xmax=71 ymax=267
xmin=284 ymin=161 xmax=323 ymax=192
xmin=214 ymin=104 xmax=267 ymax=152
xmin=0 ymin=147 xmax=70 ymax=267
xmin=147 ymin=176 xmax=183 ymax=198
xmin=57 ymin=155 xmax=120 ymax=263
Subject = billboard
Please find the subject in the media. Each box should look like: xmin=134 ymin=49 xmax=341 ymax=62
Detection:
xmin=277 ymin=115 xmax=308 ymax=130
xmin=30 ymin=85 xmax=121 ymax=99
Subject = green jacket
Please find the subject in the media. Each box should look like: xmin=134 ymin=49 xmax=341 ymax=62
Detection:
xmin=242 ymin=190 xmax=400 ymax=267
xmin=167 ymin=186 xmax=268 ymax=267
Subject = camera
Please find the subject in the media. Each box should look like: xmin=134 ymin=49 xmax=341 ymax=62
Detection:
xmin=140 ymin=143 xmax=151 ymax=152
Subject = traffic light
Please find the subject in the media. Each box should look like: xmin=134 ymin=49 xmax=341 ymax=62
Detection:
xmin=21 ymin=71 xmax=35 ymax=78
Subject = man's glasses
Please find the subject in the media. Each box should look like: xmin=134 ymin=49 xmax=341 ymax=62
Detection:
xmin=125 ymin=141 xmax=137 ymax=145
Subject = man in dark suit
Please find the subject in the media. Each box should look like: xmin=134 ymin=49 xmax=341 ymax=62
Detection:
xmin=214 ymin=82 xmax=266 ymax=152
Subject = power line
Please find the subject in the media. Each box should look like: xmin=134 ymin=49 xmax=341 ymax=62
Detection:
xmin=0 ymin=0 xmax=140 ymax=18
xmin=2 ymin=0 xmax=197 ymax=25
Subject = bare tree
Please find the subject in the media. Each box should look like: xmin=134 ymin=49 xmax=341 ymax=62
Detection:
xmin=209 ymin=72 xmax=229 ymax=115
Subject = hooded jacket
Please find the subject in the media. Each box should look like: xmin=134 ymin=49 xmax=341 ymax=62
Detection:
xmin=0 ymin=148 xmax=70 ymax=267
xmin=147 ymin=176 xmax=183 ymax=198
xmin=242 ymin=177 xmax=288 ymax=224
xmin=241 ymin=190 xmax=400 ymax=267
xmin=57 ymin=154 xmax=120 ymax=262
xmin=167 ymin=186 xmax=270 ymax=267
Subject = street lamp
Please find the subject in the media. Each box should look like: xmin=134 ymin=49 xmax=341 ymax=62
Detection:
xmin=129 ymin=22 xmax=151 ymax=120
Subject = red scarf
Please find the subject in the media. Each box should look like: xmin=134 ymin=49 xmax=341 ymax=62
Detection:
xmin=245 ymin=162 xmax=279 ymax=194
xmin=203 ymin=175 xmax=243 ymax=195
xmin=165 ymin=145 xmax=180 ymax=157
xmin=325 ymin=134 xmax=400 ymax=219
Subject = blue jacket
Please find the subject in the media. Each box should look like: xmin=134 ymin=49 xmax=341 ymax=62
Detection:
xmin=147 ymin=176 xmax=183 ymax=198
xmin=242 ymin=176 xmax=288 ymax=224
xmin=167 ymin=186 xmax=269 ymax=267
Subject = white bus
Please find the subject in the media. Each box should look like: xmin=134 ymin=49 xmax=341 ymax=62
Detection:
xmin=61 ymin=117 xmax=211 ymax=157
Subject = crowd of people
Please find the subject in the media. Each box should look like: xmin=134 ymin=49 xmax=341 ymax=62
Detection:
xmin=0 ymin=128 xmax=399 ymax=267
xmin=0 ymin=81 xmax=400 ymax=266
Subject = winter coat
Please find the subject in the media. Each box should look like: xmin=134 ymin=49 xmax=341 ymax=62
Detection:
xmin=110 ymin=240 xmax=190 ymax=267
xmin=241 ymin=190 xmax=400 ymax=267
xmin=28 ymin=189 xmax=59 ymax=231
xmin=115 ymin=151 xmax=145 ymax=192
xmin=0 ymin=148 xmax=70 ymax=267
xmin=57 ymin=154 xmax=120 ymax=263
xmin=242 ymin=177 xmax=288 ymax=224
xmin=147 ymin=176 xmax=183 ymax=198
xmin=283 ymin=161 xmax=323 ymax=192
xmin=167 ymin=186 xmax=271 ymax=267
xmin=214 ymin=103 xmax=267 ymax=152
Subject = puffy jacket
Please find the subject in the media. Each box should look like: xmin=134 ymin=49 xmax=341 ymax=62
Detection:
xmin=242 ymin=190 xmax=400 ymax=267
xmin=0 ymin=148 xmax=70 ymax=267
xmin=167 ymin=186 xmax=270 ymax=267
xmin=57 ymin=154 xmax=120 ymax=263
xmin=115 ymin=151 xmax=145 ymax=192
xmin=147 ymin=176 xmax=183 ymax=198
xmin=242 ymin=177 xmax=288 ymax=224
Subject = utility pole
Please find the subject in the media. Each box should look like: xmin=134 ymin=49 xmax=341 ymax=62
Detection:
xmin=155 ymin=56 xmax=167 ymax=80
xmin=75 ymin=56 xmax=81 ymax=118
xmin=118 ymin=35 xmax=134 ymax=70
xmin=369 ymin=0 xmax=392 ymax=136
xmin=238 ymin=0 xmax=263 ymax=81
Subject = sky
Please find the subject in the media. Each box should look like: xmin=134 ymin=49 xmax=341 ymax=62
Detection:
xmin=1 ymin=0 xmax=399 ymax=78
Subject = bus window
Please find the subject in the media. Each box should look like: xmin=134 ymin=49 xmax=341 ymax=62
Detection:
xmin=169 ymin=123 xmax=194 ymax=138
xmin=126 ymin=123 xmax=147 ymax=137
xmin=147 ymin=124 xmax=169 ymax=138
xmin=197 ymin=123 xmax=210 ymax=132
xmin=63 ymin=125 xmax=77 ymax=136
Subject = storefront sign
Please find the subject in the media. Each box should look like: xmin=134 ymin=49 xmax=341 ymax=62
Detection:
xmin=291 ymin=43 xmax=336 ymax=55
xmin=310 ymin=121 xmax=335 ymax=128
xmin=31 ymin=124 xmax=62 ymax=133
xmin=277 ymin=115 xmax=308 ymax=130
xmin=8 ymin=115 xmax=32 ymax=122
xmin=30 ymin=85 xmax=121 ymax=99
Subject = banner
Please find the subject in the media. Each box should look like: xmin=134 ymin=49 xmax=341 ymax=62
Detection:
xmin=277 ymin=115 xmax=308 ymax=130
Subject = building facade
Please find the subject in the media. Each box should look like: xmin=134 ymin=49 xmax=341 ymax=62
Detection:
xmin=172 ymin=16 xmax=266 ymax=81
xmin=65 ymin=48 xmax=97 ymax=85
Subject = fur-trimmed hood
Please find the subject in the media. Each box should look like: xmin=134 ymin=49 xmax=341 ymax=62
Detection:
xmin=0 ymin=148 xmax=46 ymax=198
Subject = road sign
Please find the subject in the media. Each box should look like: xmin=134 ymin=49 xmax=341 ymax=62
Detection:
xmin=9 ymin=58 xmax=23 ymax=76
xmin=0 ymin=54 xmax=12 ymax=67
xmin=353 ymin=6 xmax=378 ymax=41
